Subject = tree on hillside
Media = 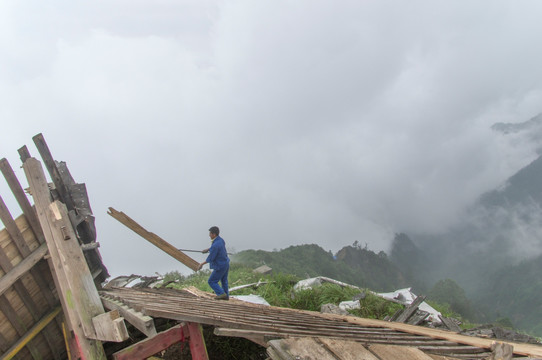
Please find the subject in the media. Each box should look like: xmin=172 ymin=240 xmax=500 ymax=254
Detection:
xmin=428 ymin=279 xmax=474 ymax=319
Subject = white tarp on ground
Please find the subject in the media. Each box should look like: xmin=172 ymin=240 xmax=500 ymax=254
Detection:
xmin=376 ymin=287 xmax=442 ymax=323
xmin=293 ymin=276 xmax=360 ymax=291
xmin=231 ymin=294 xmax=270 ymax=306
xmin=294 ymin=277 xmax=442 ymax=323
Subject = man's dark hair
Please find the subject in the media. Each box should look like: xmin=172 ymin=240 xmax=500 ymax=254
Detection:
xmin=209 ymin=226 xmax=220 ymax=236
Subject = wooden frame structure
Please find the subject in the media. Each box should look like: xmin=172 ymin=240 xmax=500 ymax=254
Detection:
xmin=0 ymin=133 xmax=209 ymax=360
xmin=0 ymin=134 xmax=128 ymax=359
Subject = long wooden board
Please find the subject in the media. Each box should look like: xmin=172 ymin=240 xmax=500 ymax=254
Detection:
xmin=107 ymin=208 xmax=199 ymax=271
xmin=23 ymin=157 xmax=108 ymax=359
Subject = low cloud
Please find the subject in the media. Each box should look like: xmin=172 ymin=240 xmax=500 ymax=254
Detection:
xmin=1 ymin=1 xmax=542 ymax=277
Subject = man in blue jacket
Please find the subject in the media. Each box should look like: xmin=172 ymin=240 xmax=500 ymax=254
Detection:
xmin=197 ymin=226 xmax=230 ymax=300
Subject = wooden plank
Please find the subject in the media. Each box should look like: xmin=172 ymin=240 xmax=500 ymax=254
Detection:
xmin=0 ymin=158 xmax=44 ymax=244
xmin=92 ymin=310 xmax=129 ymax=342
xmin=23 ymin=157 xmax=107 ymax=359
xmin=0 ymin=196 xmax=32 ymax=256
xmin=0 ymin=243 xmax=47 ymax=296
xmin=107 ymin=207 xmax=200 ymax=271
xmin=18 ymin=145 xmax=32 ymax=163
xmin=100 ymin=296 xmax=157 ymax=337
xmin=32 ymin=133 xmax=75 ymax=210
xmin=369 ymin=344 xmax=436 ymax=360
xmin=186 ymin=322 xmax=209 ymax=360
xmin=113 ymin=324 xmax=185 ymax=360
xmin=213 ymin=328 xmax=268 ymax=347
xmin=317 ymin=337 xmax=379 ymax=360
xmin=267 ymin=338 xmax=336 ymax=360
xmin=488 ymin=342 xmax=513 ymax=360
xmin=407 ymin=310 xmax=430 ymax=325
xmin=438 ymin=316 xmax=461 ymax=333
xmin=0 ymin=306 xmax=61 ymax=360
xmin=396 ymin=295 xmax=426 ymax=323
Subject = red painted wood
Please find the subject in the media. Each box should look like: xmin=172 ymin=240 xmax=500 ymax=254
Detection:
xmin=187 ymin=322 xmax=209 ymax=360
xmin=113 ymin=325 xmax=184 ymax=360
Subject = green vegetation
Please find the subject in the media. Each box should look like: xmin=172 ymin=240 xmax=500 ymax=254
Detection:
xmin=167 ymin=263 xmax=411 ymax=320
xmin=232 ymin=243 xmax=408 ymax=291
xmin=428 ymin=279 xmax=475 ymax=320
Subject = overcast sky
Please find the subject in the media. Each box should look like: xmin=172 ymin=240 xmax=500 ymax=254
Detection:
xmin=1 ymin=1 xmax=542 ymax=278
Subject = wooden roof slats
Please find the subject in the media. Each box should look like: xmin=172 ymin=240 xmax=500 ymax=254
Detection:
xmin=101 ymin=287 xmax=528 ymax=359
xmin=0 ymin=210 xmax=63 ymax=360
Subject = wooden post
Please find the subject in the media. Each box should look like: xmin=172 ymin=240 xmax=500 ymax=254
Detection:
xmin=23 ymin=157 xmax=109 ymax=359
xmin=186 ymin=322 xmax=209 ymax=360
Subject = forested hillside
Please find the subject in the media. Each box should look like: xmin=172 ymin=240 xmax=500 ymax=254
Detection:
xmin=232 ymin=243 xmax=409 ymax=292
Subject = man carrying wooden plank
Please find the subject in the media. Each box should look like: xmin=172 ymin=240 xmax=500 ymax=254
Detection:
xmin=197 ymin=226 xmax=230 ymax=300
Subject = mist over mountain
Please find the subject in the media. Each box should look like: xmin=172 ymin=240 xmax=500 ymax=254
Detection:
xmin=390 ymin=113 xmax=542 ymax=334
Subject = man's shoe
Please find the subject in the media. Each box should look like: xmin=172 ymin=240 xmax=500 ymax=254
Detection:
xmin=214 ymin=293 xmax=229 ymax=300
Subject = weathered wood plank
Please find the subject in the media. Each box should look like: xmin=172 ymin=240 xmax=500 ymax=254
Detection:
xmin=213 ymin=327 xmax=269 ymax=347
xmin=107 ymin=207 xmax=200 ymax=271
xmin=267 ymin=338 xmax=337 ymax=360
xmin=186 ymin=322 xmax=209 ymax=360
xmin=488 ymin=342 xmax=513 ymax=360
xmin=438 ymin=315 xmax=461 ymax=333
xmin=0 ymin=243 xmax=47 ymax=296
xmin=32 ymin=133 xmax=75 ymax=210
xmin=407 ymin=310 xmax=430 ymax=325
xmin=23 ymin=157 xmax=108 ymax=359
xmin=396 ymin=295 xmax=426 ymax=323
xmin=0 ymin=158 xmax=44 ymax=244
xmin=113 ymin=324 xmax=185 ymax=360
xmin=369 ymin=344 xmax=435 ymax=360
xmin=92 ymin=310 xmax=129 ymax=342
xmin=317 ymin=337 xmax=379 ymax=360
xmin=100 ymin=296 xmax=157 ymax=337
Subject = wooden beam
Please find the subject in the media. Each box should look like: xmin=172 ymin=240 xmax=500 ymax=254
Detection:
xmin=92 ymin=310 xmax=129 ymax=342
xmin=32 ymin=133 xmax=75 ymax=210
xmin=100 ymin=295 xmax=157 ymax=337
xmin=214 ymin=327 xmax=268 ymax=347
xmin=0 ymin=306 xmax=62 ymax=360
xmin=438 ymin=316 xmax=461 ymax=333
xmin=23 ymin=157 xmax=108 ymax=359
xmin=369 ymin=344 xmax=435 ymax=359
xmin=186 ymin=322 xmax=209 ymax=360
xmin=396 ymin=295 xmax=426 ymax=323
xmin=0 ymin=196 xmax=32 ymax=255
xmin=113 ymin=324 xmax=185 ymax=360
xmin=0 ymin=243 xmax=47 ymax=296
xmin=0 ymin=159 xmax=59 ymax=306
xmin=107 ymin=207 xmax=200 ymax=271
xmin=0 ymin=158 xmax=44 ymax=244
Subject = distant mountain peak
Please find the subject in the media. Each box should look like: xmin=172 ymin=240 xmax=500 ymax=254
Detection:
xmin=491 ymin=113 xmax=542 ymax=134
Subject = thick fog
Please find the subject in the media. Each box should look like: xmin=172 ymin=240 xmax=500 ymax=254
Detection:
xmin=1 ymin=1 xmax=542 ymax=277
